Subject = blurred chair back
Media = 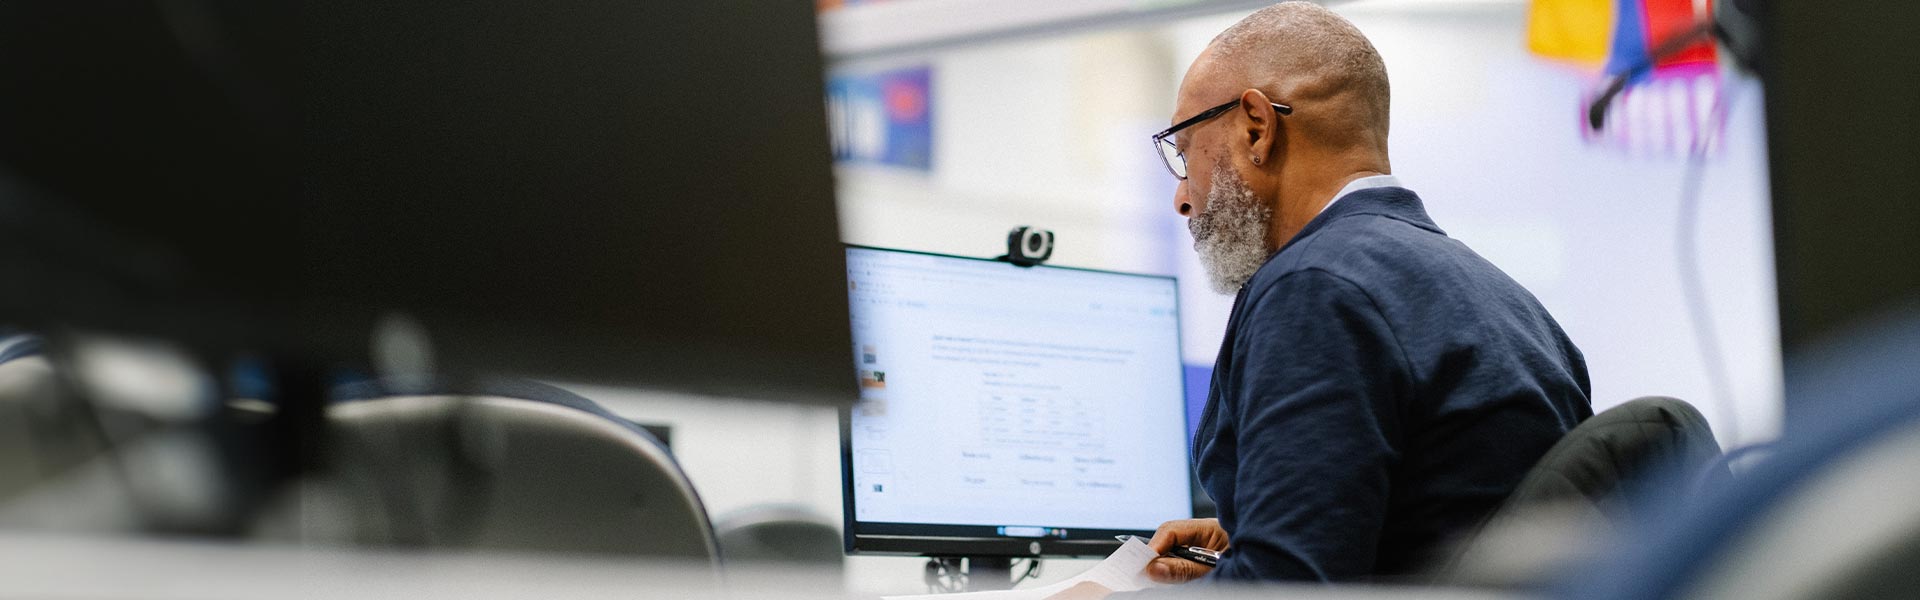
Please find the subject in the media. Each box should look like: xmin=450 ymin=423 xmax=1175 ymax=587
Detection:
xmin=0 ymin=336 xmax=107 ymax=502
xmin=0 ymin=350 xmax=59 ymax=500
xmin=1680 ymin=421 xmax=1920 ymax=599
xmin=300 ymin=379 xmax=717 ymax=566
xmin=1563 ymin=312 xmax=1920 ymax=600
xmin=1443 ymin=396 xmax=1723 ymax=586
xmin=713 ymin=503 xmax=841 ymax=565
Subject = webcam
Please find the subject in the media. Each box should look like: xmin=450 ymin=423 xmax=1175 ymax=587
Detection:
xmin=1002 ymin=226 xmax=1053 ymax=267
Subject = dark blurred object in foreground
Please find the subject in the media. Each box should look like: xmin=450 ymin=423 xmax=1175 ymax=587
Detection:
xmin=1765 ymin=2 xmax=1920 ymax=387
xmin=0 ymin=0 xmax=854 ymax=404
xmin=0 ymin=0 xmax=853 ymax=543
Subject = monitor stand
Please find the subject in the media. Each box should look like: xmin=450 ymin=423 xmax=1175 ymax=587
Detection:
xmin=925 ymin=556 xmax=1022 ymax=592
xmin=965 ymin=557 xmax=1014 ymax=591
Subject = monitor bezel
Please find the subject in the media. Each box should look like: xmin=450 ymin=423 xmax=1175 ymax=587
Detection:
xmin=838 ymin=243 xmax=1195 ymax=558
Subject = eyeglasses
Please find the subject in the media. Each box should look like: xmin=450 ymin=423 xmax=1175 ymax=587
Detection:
xmin=1151 ymin=100 xmax=1292 ymax=180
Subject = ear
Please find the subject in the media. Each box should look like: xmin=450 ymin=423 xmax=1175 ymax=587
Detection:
xmin=1237 ymin=88 xmax=1281 ymax=167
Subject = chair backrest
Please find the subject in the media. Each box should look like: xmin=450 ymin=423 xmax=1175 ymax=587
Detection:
xmin=712 ymin=503 xmax=841 ymax=565
xmin=1440 ymin=396 xmax=1723 ymax=586
xmin=1502 ymin=396 xmax=1724 ymax=521
xmin=304 ymin=387 xmax=718 ymax=566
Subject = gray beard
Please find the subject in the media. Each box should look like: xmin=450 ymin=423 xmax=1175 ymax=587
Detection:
xmin=1189 ymin=165 xmax=1274 ymax=294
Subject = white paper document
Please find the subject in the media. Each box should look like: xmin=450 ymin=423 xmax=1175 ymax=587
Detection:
xmin=881 ymin=538 xmax=1167 ymax=600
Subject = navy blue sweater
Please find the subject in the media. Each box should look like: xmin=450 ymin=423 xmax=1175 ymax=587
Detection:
xmin=1193 ymin=187 xmax=1592 ymax=582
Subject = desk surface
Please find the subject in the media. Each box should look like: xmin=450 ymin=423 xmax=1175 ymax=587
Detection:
xmin=0 ymin=533 xmax=1529 ymax=600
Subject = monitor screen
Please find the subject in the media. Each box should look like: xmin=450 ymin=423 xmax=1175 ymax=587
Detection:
xmin=841 ymin=246 xmax=1193 ymax=557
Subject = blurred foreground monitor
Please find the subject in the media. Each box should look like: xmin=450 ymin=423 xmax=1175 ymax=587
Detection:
xmin=0 ymin=1 xmax=854 ymax=405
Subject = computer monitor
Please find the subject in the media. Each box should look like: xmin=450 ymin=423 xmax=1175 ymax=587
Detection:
xmin=839 ymin=245 xmax=1194 ymax=561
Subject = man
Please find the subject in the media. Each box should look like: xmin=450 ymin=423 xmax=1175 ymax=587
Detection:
xmin=1057 ymin=3 xmax=1591 ymax=596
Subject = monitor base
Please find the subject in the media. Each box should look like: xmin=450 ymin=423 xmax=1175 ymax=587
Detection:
xmin=923 ymin=556 xmax=1021 ymax=592
xmin=965 ymin=556 xmax=1014 ymax=591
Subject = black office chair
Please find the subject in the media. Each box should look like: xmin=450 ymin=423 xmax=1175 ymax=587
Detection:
xmin=1503 ymin=396 xmax=1724 ymax=519
xmin=281 ymin=377 xmax=719 ymax=567
xmin=1442 ymin=396 xmax=1724 ymax=586
xmin=713 ymin=503 xmax=842 ymax=565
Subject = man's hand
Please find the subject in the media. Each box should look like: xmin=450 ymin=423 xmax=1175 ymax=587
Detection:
xmin=1044 ymin=581 xmax=1111 ymax=600
xmin=1145 ymin=518 xmax=1229 ymax=584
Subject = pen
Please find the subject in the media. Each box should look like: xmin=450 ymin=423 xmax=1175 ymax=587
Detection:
xmin=1115 ymin=535 xmax=1222 ymax=567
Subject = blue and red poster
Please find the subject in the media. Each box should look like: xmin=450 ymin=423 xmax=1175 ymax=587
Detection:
xmin=1528 ymin=0 xmax=1716 ymax=75
xmin=827 ymin=66 xmax=934 ymax=172
xmin=1529 ymin=0 xmax=1723 ymax=155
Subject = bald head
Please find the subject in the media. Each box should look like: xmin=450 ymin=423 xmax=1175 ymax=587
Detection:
xmin=1196 ymin=1 xmax=1390 ymax=152
xmin=1169 ymin=2 xmax=1394 ymax=289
